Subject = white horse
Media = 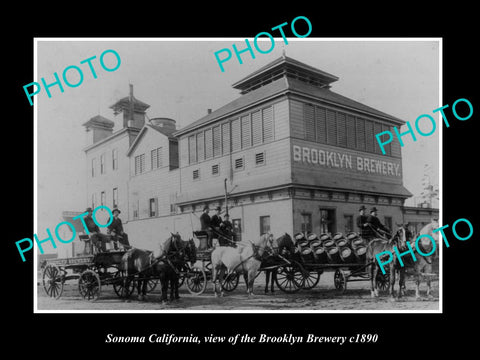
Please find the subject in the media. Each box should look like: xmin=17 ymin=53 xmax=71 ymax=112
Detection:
xmin=413 ymin=221 xmax=439 ymax=300
xmin=211 ymin=232 xmax=273 ymax=297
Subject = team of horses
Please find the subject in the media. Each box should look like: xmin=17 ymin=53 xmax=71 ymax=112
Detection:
xmin=118 ymin=221 xmax=438 ymax=304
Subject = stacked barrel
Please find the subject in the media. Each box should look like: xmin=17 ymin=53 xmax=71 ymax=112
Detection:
xmin=294 ymin=232 xmax=367 ymax=264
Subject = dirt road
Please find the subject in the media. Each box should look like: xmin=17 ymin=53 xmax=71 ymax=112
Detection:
xmin=37 ymin=271 xmax=439 ymax=311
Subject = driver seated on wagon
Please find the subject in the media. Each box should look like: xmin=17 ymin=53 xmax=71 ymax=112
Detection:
xmin=107 ymin=207 xmax=130 ymax=250
xmin=365 ymin=207 xmax=391 ymax=241
xmin=84 ymin=207 xmax=110 ymax=253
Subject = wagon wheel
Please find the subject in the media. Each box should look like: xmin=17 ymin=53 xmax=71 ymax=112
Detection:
xmin=334 ymin=269 xmax=347 ymax=293
xmin=222 ymin=272 xmax=239 ymax=292
xmin=274 ymin=265 xmax=302 ymax=293
xmin=375 ymin=267 xmax=390 ymax=291
xmin=177 ymin=263 xmax=190 ymax=288
xmin=185 ymin=267 xmax=207 ymax=295
xmin=78 ymin=269 xmax=101 ymax=301
xmin=299 ymin=270 xmax=321 ymax=290
xmin=112 ymin=271 xmax=134 ymax=299
xmin=42 ymin=264 xmax=64 ymax=299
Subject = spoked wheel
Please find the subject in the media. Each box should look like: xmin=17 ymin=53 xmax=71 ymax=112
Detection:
xmin=78 ymin=269 xmax=101 ymax=301
xmin=375 ymin=267 xmax=390 ymax=291
xmin=185 ymin=267 xmax=207 ymax=295
xmin=221 ymin=272 xmax=239 ymax=292
xmin=112 ymin=271 xmax=134 ymax=299
xmin=42 ymin=264 xmax=65 ymax=299
xmin=299 ymin=270 xmax=321 ymax=290
xmin=177 ymin=263 xmax=190 ymax=288
xmin=274 ymin=265 xmax=302 ymax=293
xmin=334 ymin=269 xmax=348 ymax=293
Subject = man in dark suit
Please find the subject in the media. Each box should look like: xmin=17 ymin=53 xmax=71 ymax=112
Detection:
xmin=219 ymin=213 xmax=234 ymax=246
xmin=107 ymin=207 xmax=130 ymax=249
xmin=200 ymin=206 xmax=213 ymax=248
xmin=366 ymin=207 xmax=391 ymax=240
xmin=211 ymin=206 xmax=223 ymax=238
xmin=84 ymin=207 xmax=109 ymax=252
xmin=356 ymin=205 xmax=369 ymax=238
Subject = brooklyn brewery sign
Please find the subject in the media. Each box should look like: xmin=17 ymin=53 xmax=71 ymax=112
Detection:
xmin=292 ymin=145 xmax=401 ymax=177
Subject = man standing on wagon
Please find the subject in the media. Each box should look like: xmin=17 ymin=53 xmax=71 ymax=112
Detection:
xmin=356 ymin=205 xmax=369 ymax=238
xmin=200 ymin=206 xmax=213 ymax=248
xmin=107 ymin=207 xmax=130 ymax=250
xmin=84 ymin=207 xmax=109 ymax=252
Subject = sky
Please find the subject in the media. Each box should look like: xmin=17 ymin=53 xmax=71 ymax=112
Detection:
xmin=36 ymin=39 xmax=440 ymax=253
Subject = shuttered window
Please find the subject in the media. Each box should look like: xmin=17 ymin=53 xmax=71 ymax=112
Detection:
xmin=188 ymin=135 xmax=196 ymax=164
xmin=326 ymin=109 xmax=337 ymax=146
xmin=151 ymin=147 xmax=163 ymax=169
xmin=205 ymin=128 xmax=213 ymax=159
xmin=315 ymin=106 xmax=326 ymax=144
xmin=356 ymin=118 xmax=366 ymax=151
xmin=346 ymin=115 xmax=356 ymax=149
xmin=234 ymin=157 xmax=244 ymax=170
xmin=241 ymin=115 xmax=251 ymax=149
xmin=212 ymin=164 xmax=219 ymax=175
xmin=391 ymin=125 xmax=402 ymax=157
xmin=252 ymin=110 xmax=262 ymax=145
xmin=213 ymin=125 xmax=221 ymax=157
xmin=262 ymin=107 xmax=273 ymax=142
xmin=365 ymin=120 xmax=374 ymax=152
xmin=337 ymin=112 xmax=347 ymax=147
xmin=196 ymin=132 xmax=204 ymax=161
xmin=373 ymin=122 xmax=383 ymax=154
xmin=231 ymin=119 xmax=241 ymax=152
xmin=379 ymin=124 xmax=391 ymax=156
xmin=135 ymin=154 xmax=145 ymax=175
xmin=193 ymin=169 xmax=199 ymax=180
xmin=222 ymin=122 xmax=230 ymax=155
xmin=304 ymin=104 xmax=315 ymax=141
xmin=255 ymin=152 xmax=265 ymax=165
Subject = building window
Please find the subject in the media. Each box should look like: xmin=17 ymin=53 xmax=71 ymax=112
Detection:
xmin=252 ymin=110 xmax=262 ymax=145
xmin=197 ymin=132 xmax=205 ymax=161
xmin=112 ymin=187 xmax=118 ymax=208
xmin=193 ymin=169 xmax=200 ymax=180
xmin=301 ymin=213 xmax=312 ymax=233
xmin=222 ymin=122 xmax=230 ymax=155
xmin=231 ymin=118 xmax=241 ymax=152
xmin=304 ymin=104 xmax=315 ymax=141
xmin=91 ymin=193 xmax=96 ymax=209
xmin=241 ymin=115 xmax=251 ymax=149
xmin=100 ymin=153 xmax=105 ymax=174
xmin=234 ymin=157 xmax=244 ymax=170
xmin=213 ymin=125 xmax=222 ymax=157
xmin=112 ymin=149 xmax=118 ymax=170
xmin=188 ymin=135 xmax=196 ymax=164
xmin=233 ymin=218 xmax=242 ymax=242
xmin=212 ymin=164 xmax=219 ymax=176
xmin=151 ymin=147 xmax=163 ymax=169
xmin=255 ymin=152 xmax=265 ymax=166
xmin=149 ymin=198 xmax=158 ymax=217
xmin=319 ymin=208 xmax=335 ymax=235
xmin=344 ymin=214 xmax=354 ymax=233
xmin=260 ymin=215 xmax=271 ymax=235
xmin=101 ymin=191 xmax=106 ymax=206
xmin=262 ymin=107 xmax=273 ymax=142
xmin=91 ymin=158 xmax=96 ymax=177
xmin=135 ymin=154 xmax=145 ymax=175
xmin=205 ymin=128 xmax=213 ymax=159
xmin=384 ymin=216 xmax=393 ymax=231
xmin=133 ymin=199 xmax=139 ymax=220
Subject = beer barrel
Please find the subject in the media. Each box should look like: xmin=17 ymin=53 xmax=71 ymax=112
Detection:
xmin=322 ymin=239 xmax=335 ymax=248
xmin=319 ymin=233 xmax=331 ymax=241
xmin=327 ymin=246 xmax=342 ymax=264
xmin=307 ymin=233 xmax=318 ymax=242
xmin=351 ymin=237 xmax=366 ymax=249
xmin=301 ymin=247 xmax=315 ymax=263
xmin=354 ymin=245 xmax=367 ymax=263
xmin=294 ymin=232 xmax=305 ymax=242
xmin=297 ymin=239 xmax=309 ymax=248
xmin=335 ymin=237 xmax=348 ymax=248
xmin=332 ymin=232 xmax=344 ymax=241
xmin=309 ymin=239 xmax=322 ymax=250
xmin=346 ymin=232 xmax=360 ymax=241
xmin=339 ymin=246 xmax=356 ymax=263
xmin=313 ymin=247 xmax=328 ymax=264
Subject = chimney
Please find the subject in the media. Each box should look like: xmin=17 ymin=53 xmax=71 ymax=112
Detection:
xmin=82 ymin=115 xmax=114 ymax=145
xmin=207 ymin=108 xmax=212 ymax=114
xmin=109 ymin=84 xmax=150 ymax=130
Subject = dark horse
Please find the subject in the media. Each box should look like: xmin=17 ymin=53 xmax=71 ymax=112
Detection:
xmin=263 ymin=233 xmax=298 ymax=293
xmin=367 ymin=224 xmax=413 ymax=299
xmin=120 ymin=233 xmax=196 ymax=303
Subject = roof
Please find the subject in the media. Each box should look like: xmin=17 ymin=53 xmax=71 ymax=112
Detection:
xmin=175 ymin=76 xmax=405 ymax=136
xmin=82 ymin=115 xmax=115 ymax=129
xmin=126 ymin=123 xmax=176 ymax=157
xmin=232 ymin=55 xmax=339 ymax=92
xmin=109 ymin=96 xmax=150 ymax=115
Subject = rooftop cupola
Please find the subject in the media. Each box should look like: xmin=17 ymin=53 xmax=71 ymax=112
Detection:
xmin=109 ymin=84 xmax=150 ymax=129
xmin=82 ymin=115 xmax=114 ymax=145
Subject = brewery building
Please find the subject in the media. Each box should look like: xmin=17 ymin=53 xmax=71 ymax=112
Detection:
xmin=81 ymin=55 xmax=417 ymax=251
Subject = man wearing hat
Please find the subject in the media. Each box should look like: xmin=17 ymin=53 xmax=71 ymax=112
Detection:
xmin=211 ymin=206 xmax=223 ymax=238
xmin=107 ymin=207 xmax=130 ymax=249
xmin=220 ymin=213 xmax=235 ymax=246
xmin=356 ymin=205 xmax=369 ymax=238
xmin=366 ymin=207 xmax=391 ymax=240
xmin=84 ymin=207 xmax=109 ymax=252
xmin=200 ymin=206 xmax=213 ymax=248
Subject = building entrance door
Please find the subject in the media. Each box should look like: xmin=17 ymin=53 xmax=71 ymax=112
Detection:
xmin=319 ymin=208 xmax=336 ymax=235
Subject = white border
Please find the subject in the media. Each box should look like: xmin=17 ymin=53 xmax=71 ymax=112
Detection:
xmin=33 ymin=37 xmax=443 ymax=314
